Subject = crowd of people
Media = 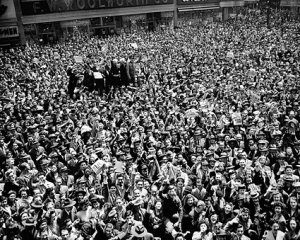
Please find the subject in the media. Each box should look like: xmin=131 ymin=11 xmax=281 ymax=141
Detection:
xmin=0 ymin=7 xmax=300 ymax=240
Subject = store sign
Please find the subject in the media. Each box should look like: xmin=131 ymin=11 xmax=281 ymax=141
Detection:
xmin=0 ymin=26 xmax=19 ymax=39
xmin=281 ymin=0 xmax=300 ymax=6
xmin=178 ymin=0 xmax=220 ymax=4
xmin=22 ymin=0 xmax=173 ymax=14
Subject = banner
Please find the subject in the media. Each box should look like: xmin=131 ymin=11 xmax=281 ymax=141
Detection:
xmin=177 ymin=0 xmax=219 ymax=4
xmin=281 ymin=0 xmax=300 ymax=6
xmin=0 ymin=26 xmax=19 ymax=39
xmin=232 ymin=112 xmax=242 ymax=126
xmin=91 ymin=159 xmax=105 ymax=174
xmin=21 ymin=0 xmax=174 ymax=15
xmin=74 ymin=56 xmax=83 ymax=63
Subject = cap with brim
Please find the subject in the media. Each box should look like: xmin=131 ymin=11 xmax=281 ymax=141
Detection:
xmin=60 ymin=166 xmax=69 ymax=173
xmin=131 ymin=224 xmax=148 ymax=238
xmin=76 ymin=188 xmax=86 ymax=196
xmin=250 ymin=191 xmax=259 ymax=199
xmin=63 ymin=198 xmax=76 ymax=208
xmin=272 ymin=201 xmax=286 ymax=208
xmin=22 ymin=218 xmax=36 ymax=226
xmin=31 ymin=199 xmax=44 ymax=208
xmin=283 ymin=175 xmax=294 ymax=182
xmin=259 ymin=147 xmax=269 ymax=152
xmin=293 ymin=181 xmax=300 ymax=188
xmin=202 ymin=160 xmax=209 ymax=166
xmin=285 ymin=165 xmax=293 ymax=170
xmin=108 ymin=209 xmax=117 ymax=217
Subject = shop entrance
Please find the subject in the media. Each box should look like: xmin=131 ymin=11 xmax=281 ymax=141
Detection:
xmin=93 ymin=27 xmax=115 ymax=37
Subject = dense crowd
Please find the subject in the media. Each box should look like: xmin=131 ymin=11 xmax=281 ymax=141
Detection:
xmin=0 ymin=7 xmax=300 ymax=240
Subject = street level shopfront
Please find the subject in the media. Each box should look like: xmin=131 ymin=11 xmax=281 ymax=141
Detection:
xmin=177 ymin=0 xmax=222 ymax=26
xmin=281 ymin=0 xmax=300 ymax=14
xmin=219 ymin=0 xmax=245 ymax=20
xmin=19 ymin=0 xmax=176 ymax=41
xmin=0 ymin=0 xmax=21 ymax=46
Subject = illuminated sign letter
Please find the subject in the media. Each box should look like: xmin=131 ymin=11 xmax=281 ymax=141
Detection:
xmin=107 ymin=0 xmax=114 ymax=7
xmin=46 ymin=0 xmax=57 ymax=12
xmin=88 ymin=0 xmax=96 ymax=8
xmin=117 ymin=0 xmax=124 ymax=6
xmin=77 ymin=0 xmax=85 ymax=9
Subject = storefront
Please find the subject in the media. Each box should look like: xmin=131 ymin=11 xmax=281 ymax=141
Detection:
xmin=281 ymin=0 xmax=300 ymax=14
xmin=219 ymin=0 xmax=245 ymax=20
xmin=19 ymin=0 xmax=176 ymax=41
xmin=0 ymin=0 xmax=21 ymax=46
xmin=177 ymin=0 xmax=222 ymax=27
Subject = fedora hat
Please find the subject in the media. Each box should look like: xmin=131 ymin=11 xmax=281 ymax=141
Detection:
xmin=76 ymin=188 xmax=87 ymax=196
xmin=31 ymin=199 xmax=44 ymax=209
xmin=131 ymin=224 xmax=148 ymax=238
xmin=63 ymin=198 xmax=76 ymax=208
xmin=108 ymin=209 xmax=117 ymax=218
xmin=22 ymin=217 xmax=36 ymax=227
xmin=293 ymin=181 xmax=300 ymax=188
xmin=250 ymin=191 xmax=259 ymax=199
xmin=132 ymin=197 xmax=143 ymax=206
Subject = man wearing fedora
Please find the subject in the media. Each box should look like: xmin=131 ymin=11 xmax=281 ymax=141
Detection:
xmin=57 ymin=198 xmax=78 ymax=228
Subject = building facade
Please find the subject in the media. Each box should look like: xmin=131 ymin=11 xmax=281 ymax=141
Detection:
xmin=0 ymin=0 xmax=22 ymax=46
xmin=19 ymin=0 xmax=176 ymax=43
xmin=5 ymin=0 xmax=299 ymax=46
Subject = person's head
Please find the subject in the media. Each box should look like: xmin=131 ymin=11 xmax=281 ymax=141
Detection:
xmin=133 ymin=189 xmax=141 ymax=199
xmin=116 ymin=175 xmax=124 ymax=186
xmin=155 ymin=200 xmax=162 ymax=210
xmin=196 ymin=200 xmax=205 ymax=212
xmin=224 ymin=203 xmax=232 ymax=214
xmin=8 ymin=191 xmax=16 ymax=202
xmin=116 ymin=197 xmax=123 ymax=207
xmin=1 ymin=196 xmax=7 ymax=206
xmin=289 ymin=197 xmax=297 ymax=209
xmin=274 ymin=205 xmax=282 ymax=214
xmin=236 ymin=224 xmax=244 ymax=237
xmin=174 ymin=232 xmax=185 ymax=240
xmin=210 ymin=213 xmax=218 ymax=223
xmin=239 ymin=159 xmax=246 ymax=168
xmin=240 ymin=208 xmax=249 ymax=221
xmin=199 ymin=221 xmax=208 ymax=233
xmin=55 ymin=177 xmax=62 ymax=186
xmin=88 ymin=186 xmax=96 ymax=195
xmin=176 ymin=178 xmax=184 ymax=188
xmin=289 ymin=218 xmax=298 ymax=231
xmin=286 ymin=147 xmax=293 ymax=155
xmin=136 ymin=179 xmax=144 ymax=189
xmin=39 ymin=230 xmax=48 ymax=240
xmin=109 ymin=185 xmax=116 ymax=193
xmin=33 ymin=188 xmax=41 ymax=197
xmin=273 ymin=192 xmax=281 ymax=202
xmin=271 ymin=222 xmax=280 ymax=234
xmin=104 ymin=223 xmax=114 ymax=238
xmin=185 ymin=195 xmax=194 ymax=206
xmin=196 ymin=178 xmax=202 ymax=188
xmin=64 ymin=219 xmax=73 ymax=231
xmin=167 ymin=185 xmax=177 ymax=199
xmin=61 ymin=229 xmax=69 ymax=240
xmin=151 ymin=184 xmax=158 ymax=196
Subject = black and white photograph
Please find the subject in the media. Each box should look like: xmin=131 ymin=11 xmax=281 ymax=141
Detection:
xmin=0 ymin=0 xmax=300 ymax=239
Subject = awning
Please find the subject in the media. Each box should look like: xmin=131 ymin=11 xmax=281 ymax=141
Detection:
xmin=220 ymin=1 xmax=245 ymax=7
xmin=178 ymin=5 xmax=220 ymax=12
